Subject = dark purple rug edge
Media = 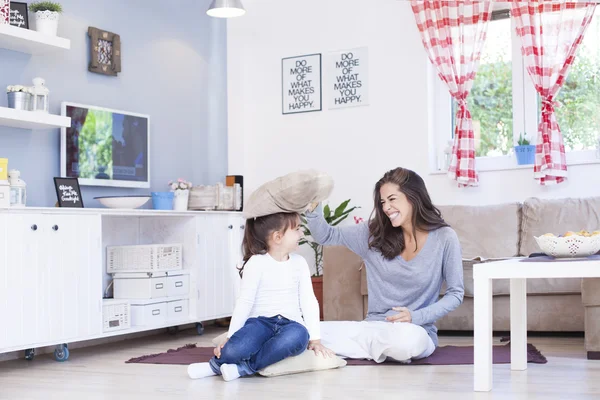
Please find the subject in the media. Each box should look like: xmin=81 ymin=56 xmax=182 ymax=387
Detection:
xmin=125 ymin=342 xmax=547 ymax=366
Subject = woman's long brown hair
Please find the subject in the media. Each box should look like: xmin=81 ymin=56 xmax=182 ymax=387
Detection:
xmin=368 ymin=167 xmax=448 ymax=260
xmin=238 ymin=212 xmax=300 ymax=277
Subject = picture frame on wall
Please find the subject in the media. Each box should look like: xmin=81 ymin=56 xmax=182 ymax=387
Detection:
xmin=54 ymin=177 xmax=84 ymax=208
xmin=281 ymin=53 xmax=322 ymax=115
xmin=9 ymin=2 xmax=29 ymax=29
xmin=88 ymin=26 xmax=122 ymax=77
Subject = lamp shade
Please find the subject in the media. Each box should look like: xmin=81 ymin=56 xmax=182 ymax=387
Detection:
xmin=206 ymin=0 xmax=246 ymax=18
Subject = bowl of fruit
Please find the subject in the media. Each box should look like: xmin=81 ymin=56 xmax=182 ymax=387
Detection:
xmin=534 ymin=230 xmax=600 ymax=258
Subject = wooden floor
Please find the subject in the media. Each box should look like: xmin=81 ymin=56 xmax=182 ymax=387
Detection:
xmin=1 ymin=327 xmax=599 ymax=400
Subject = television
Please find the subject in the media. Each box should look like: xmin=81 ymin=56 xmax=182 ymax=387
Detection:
xmin=60 ymin=102 xmax=150 ymax=188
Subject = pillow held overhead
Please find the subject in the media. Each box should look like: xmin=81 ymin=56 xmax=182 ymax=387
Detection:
xmin=243 ymin=169 xmax=334 ymax=219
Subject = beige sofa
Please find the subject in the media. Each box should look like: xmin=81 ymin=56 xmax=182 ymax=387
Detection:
xmin=322 ymin=196 xmax=600 ymax=359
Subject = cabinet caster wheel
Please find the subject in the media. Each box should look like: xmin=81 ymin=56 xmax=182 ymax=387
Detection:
xmin=54 ymin=344 xmax=69 ymax=362
xmin=167 ymin=326 xmax=179 ymax=335
xmin=196 ymin=322 xmax=204 ymax=335
xmin=24 ymin=348 xmax=35 ymax=361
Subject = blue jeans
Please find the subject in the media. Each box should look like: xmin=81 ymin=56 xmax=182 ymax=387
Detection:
xmin=209 ymin=315 xmax=309 ymax=376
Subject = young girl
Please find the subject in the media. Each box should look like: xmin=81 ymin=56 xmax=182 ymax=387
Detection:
xmin=187 ymin=212 xmax=334 ymax=381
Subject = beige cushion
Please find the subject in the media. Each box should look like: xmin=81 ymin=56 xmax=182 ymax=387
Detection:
xmin=243 ymin=170 xmax=334 ymax=219
xmin=211 ymin=332 xmax=346 ymax=377
xmin=437 ymin=203 xmax=521 ymax=259
xmin=520 ymin=196 xmax=600 ymax=256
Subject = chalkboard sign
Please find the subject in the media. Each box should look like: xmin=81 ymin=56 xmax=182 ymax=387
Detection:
xmin=9 ymin=2 xmax=29 ymax=29
xmin=54 ymin=177 xmax=84 ymax=208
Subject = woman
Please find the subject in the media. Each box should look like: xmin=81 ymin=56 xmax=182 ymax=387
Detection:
xmin=305 ymin=167 xmax=464 ymax=362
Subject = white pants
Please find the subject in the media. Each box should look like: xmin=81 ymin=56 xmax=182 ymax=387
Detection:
xmin=320 ymin=321 xmax=436 ymax=363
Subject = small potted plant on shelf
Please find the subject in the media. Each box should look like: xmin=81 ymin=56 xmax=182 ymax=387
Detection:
xmin=6 ymin=85 xmax=32 ymax=111
xmin=300 ymin=199 xmax=359 ymax=320
xmin=169 ymin=178 xmax=193 ymax=211
xmin=29 ymin=1 xmax=63 ymax=37
xmin=515 ymin=133 xmax=536 ymax=165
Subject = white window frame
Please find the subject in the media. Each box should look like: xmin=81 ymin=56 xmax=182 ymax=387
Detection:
xmin=430 ymin=7 xmax=600 ymax=174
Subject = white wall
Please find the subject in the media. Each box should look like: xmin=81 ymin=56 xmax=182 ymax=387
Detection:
xmin=227 ymin=0 xmax=600 ymax=220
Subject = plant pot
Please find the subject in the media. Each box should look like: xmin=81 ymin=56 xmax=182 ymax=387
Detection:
xmin=515 ymin=145 xmax=536 ymax=165
xmin=7 ymin=92 xmax=32 ymax=110
xmin=311 ymin=276 xmax=324 ymax=321
xmin=173 ymin=189 xmax=190 ymax=211
xmin=34 ymin=11 xmax=60 ymax=36
xmin=151 ymin=191 xmax=174 ymax=210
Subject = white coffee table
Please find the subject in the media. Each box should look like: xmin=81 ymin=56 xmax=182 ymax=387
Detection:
xmin=473 ymin=256 xmax=600 ymax=392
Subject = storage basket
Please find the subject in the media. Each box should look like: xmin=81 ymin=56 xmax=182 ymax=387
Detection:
xmin=107 ymin=243 xmax=182 ymax=273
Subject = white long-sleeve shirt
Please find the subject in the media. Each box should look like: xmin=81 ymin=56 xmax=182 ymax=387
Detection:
xmin=227 ymin=253 xmax=321 ymax=340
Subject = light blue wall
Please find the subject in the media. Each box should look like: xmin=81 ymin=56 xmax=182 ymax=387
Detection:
xmin=0 ymin=0 xmax=228 ymax=208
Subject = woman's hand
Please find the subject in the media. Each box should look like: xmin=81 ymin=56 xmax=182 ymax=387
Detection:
xmin=308 ymin=340 xmax=335 ymax=358
xmin=306 ymin=202 xmax=319 ymax=213
xmin=385 ymin=306 xmax=412 ymax=323
xmin=214 ymin=338 xmax=229 ymax=358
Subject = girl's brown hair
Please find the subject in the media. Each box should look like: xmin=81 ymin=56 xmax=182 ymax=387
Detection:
xmin=368 ymin=167 xmax=448 ymax=260
xmin=239 ymin=212 xmax=300 ymax=277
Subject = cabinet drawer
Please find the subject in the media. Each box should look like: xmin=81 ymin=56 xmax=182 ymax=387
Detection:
xmin=167 ymin=275 xmax=189 ymax=297
xmin=114 ymin=276 xmax=168 ymax=299
xmin=130 ymin=302 xmax=167 ymax=327
xmin=167 ymin=299 xmax=189 ymax=322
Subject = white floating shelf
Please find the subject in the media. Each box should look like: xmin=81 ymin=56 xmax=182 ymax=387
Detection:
xmin=0 ymin=107 xmax=71 ymax=130
xmin=0 ymin=24 xmax=70 ymax=54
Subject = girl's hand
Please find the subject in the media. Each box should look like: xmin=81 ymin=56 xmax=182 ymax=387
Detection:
xmin=385 ymin=306 xmax=412 ymax=323
xmin=214 ymin=338 xmax=229 ymax=358
xmin=308 ymin=340 xmax=335 ymax=358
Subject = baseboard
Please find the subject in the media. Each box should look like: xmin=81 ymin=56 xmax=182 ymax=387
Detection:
xmin=438 ymin=330 xmax=584 ymax=338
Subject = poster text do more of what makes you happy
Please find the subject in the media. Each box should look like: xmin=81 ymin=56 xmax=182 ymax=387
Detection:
xmin=282 ymin=54 xmax=322 ymax=114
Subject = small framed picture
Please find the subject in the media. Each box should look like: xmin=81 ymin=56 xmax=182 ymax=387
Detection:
xmin=54 ymin=177 xmax=84 ymax=208
xmin=9 ymin=2 xmax=29 ymax=29
xmin=88 ymin=26 xmax=122 ymax=76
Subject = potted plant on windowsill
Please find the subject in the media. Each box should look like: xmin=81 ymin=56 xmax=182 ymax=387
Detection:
xmin=300 ymin=199 xmax=359 ymax=320
xmin=515 ymin=133 xmax=536 ymax=165
xmin=29 ymin=1 xmax=63 ymax=37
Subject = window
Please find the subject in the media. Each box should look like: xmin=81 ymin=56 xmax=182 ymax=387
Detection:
xmin=433 ymin=8 xmax=600 ymax=172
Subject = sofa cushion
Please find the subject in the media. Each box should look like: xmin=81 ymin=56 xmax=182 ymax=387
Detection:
xmin=520 ymin=196 xmax=600 ymax=256
xmin=460 ymin=259 xmax=581 ymax=297
xmin=437 ymin=203 xmax=521 ymax=259
xmin=243 ymin=169 xmax=334 ymax=219
xmin=212 ymin=332 xmax=347 ymax=376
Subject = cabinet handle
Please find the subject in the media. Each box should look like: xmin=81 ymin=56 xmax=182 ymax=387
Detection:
xmin=155 ymin=283 xmax=164 ymax=289
xmin=174 ymin=306 xmax=183 ymax=312
xmin=31 ymin=224 xmax=38 ymax=231
xmin=152 ymin=309 xmax=161 ymax=315
xmin=175 ymin=281 xmax=183 ymax=287
xmin=228 ymin=225 xmax=233 ymax=229
xmin=240 ymin=225 xmax=245 ymax=230
xmin=52 ymin=225 xmax=59 ymax=231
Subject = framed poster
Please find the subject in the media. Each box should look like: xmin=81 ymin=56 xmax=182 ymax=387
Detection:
xmin=54 ymin=177 xmax=84 ymax=208
xmin=327 ymin=47 xmax=369 ymax=109
xmin=282 ymin=53 xmax=322 ymax=114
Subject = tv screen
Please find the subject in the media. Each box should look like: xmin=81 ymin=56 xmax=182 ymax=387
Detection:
xmin=60 ymin=102 xmax=150 ymax=188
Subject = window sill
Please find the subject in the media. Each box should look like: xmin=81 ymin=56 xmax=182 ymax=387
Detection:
xmin=429 ymin=153 xmax=600 ymax=175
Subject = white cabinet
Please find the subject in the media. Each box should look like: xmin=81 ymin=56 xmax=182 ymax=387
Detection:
xmin=0 ymin=213 xmax=102 ymax=351
xmin=196 ymin=214 xmax=244 ymax=321
xmin=0 ymin=208 xmax=242 ymax=357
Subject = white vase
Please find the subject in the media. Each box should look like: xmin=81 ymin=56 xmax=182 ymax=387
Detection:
xmin=34 ymin=11 xmax=60 ymax=36
xmin=173 ymin=190 xmax=190 ymax=211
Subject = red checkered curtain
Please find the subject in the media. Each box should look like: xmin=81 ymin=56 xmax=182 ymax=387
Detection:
xmin=411 ymin=1 xmax=493 ymax=187
xmin=512 ymin=1 xmax=597 ymax=185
